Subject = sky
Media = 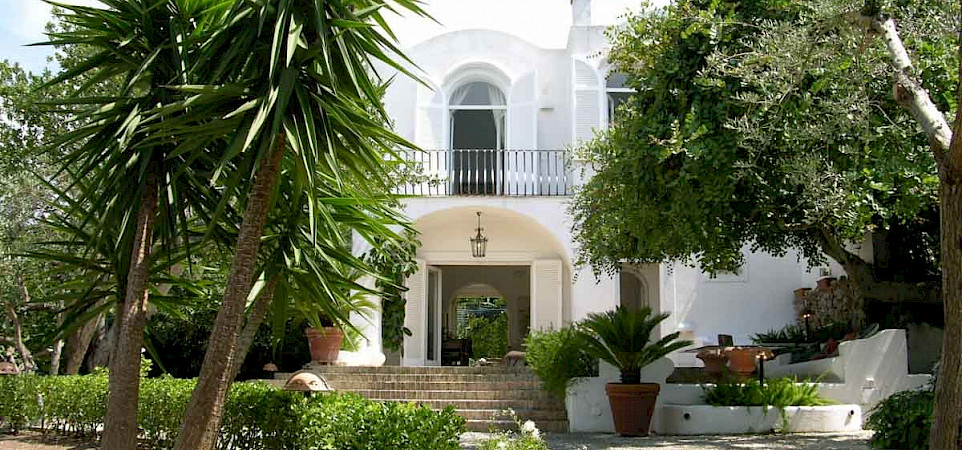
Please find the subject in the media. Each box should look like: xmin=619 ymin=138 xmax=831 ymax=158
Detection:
xmin=0 ymin=0 xmax=652 ymax=74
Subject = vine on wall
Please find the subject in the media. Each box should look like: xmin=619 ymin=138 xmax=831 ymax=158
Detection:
xmin=365 ymin=231 xmax=420 ymax=353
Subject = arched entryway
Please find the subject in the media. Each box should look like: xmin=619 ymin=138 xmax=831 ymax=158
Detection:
xmin=397 ymin=205 xmax=571 ymax=366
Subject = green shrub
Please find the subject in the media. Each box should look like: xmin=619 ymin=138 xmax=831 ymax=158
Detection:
xmin=0 ymin=374 xmax=40 ymax=433
xmin=524 ymin=326 xmax=596 ymax=399
xmin=297 ymin=393 xmax=464 ymax=449
xmin=0 ymin=375 xmax=465 ymax=449
xmin=458 ymin=313 xmax=508 ymax=359
xmin=702 ymin=377 xmax=834 ymax=409
xmin=866 ymin=387 xmax=934 ymax=450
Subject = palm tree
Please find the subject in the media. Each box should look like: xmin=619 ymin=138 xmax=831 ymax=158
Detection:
xmin=44 ymin=0 xmax=426 ymax=447
xmin=155 ymin=0 xmax=428 ymax=446
xmin=39 ymin=1 xmax=234 ymax=448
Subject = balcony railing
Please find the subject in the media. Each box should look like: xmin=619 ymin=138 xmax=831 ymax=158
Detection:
xmin=395 ymin=149 xmax=570 ymax=197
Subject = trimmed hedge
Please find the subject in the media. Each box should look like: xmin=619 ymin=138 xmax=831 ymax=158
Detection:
xmin=0 ymin=374 xmax=464 ymax=450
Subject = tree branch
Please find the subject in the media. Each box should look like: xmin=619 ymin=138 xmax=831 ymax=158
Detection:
xmin=860 ymin=16 xmax=959 ymax=180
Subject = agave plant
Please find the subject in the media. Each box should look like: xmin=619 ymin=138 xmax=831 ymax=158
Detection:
xmin=578 ymin=306 xmax=691 ymax=384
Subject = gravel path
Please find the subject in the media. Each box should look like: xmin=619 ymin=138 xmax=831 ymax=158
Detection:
xmin=461 ymin=431 xmax=875 ymax=449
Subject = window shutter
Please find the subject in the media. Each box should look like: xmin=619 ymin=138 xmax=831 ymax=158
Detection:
xmin=506 ymin=72 xmax=538 ymax=195
xmin=573 ymin=60 xmax=602 ymax=144
xmin=402 ymin=259 xmax=427 ymax=365
xmin=415 ymin=87 xmax=445 ymax=149
xmin=531 ymin=259 xmax=564 ymax=331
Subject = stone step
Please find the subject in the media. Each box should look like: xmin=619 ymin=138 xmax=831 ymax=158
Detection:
xmin=464 ymin=419 xmax=569 ymax=433
xmin=454 ymin=408 xmax=568 ymax=421
xmin=380 ymin=398 xmax=564 ymax=411
xmin=275 ymin=372 xmax=541 ymax=383
xmin=350 ymin=389 xmax=555 ymax=401
xmin=326 ymin=380 xmax=543 ymax=391
xmin=301 ymin=366 xmax=531 ymax=375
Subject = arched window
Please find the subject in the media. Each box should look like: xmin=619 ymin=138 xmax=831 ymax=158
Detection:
xmin=606 ymin=72 xmax=632 ymax=124
xmin=448 ymin=81 xmax=507 ymax=194
xmin=449 ymin=81 xmax=506 ymax=149
xmin=619 ymin=267 xmax=647 ymax=311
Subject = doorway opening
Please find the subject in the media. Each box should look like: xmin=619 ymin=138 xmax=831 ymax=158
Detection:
xmin=429 ymin=265 xmax=530 ymax=366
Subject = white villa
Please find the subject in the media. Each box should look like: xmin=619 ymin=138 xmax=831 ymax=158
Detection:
xmin=331 ymin=0 xmax=932 ymax=434
xmin=347 ymin=0 xmax=834 ymax=367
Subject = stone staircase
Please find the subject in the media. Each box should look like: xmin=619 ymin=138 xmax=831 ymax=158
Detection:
xmin=272 ymin=366 xmax=568 ymax=432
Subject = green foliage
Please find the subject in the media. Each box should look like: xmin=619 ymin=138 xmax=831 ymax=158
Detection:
xmin=366 ymin=232 xmax=420 ymax=353
xmin=577 ymin=307 xmax=691 ymax=384
xmin=457 ymin=313 xmax=509 ymax=359
xmin=0 ymin=375 xmax=464 ymax=449
xmin=524 ymin=326 xmax=596 ymax=399
xmin=297 ymin=394 xmax=464 ymax=450
xmin=702 ymin=377 xmax=834 ymax=408
xmin=571 ymin=0 xmax=954 ymax=282
xmin=866 ymin=387 xmax=934 ymax=450
xmin=751 ymin=322 xmax=851 ymax=344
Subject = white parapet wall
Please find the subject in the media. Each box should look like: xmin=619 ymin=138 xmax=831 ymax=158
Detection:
xmin=566 ymin=329 xmax=930 ymax=433
xmin=765 ymin=329 xmax=932 ymax=412
xmin=658 ymin=405 xmax=862 ymax=435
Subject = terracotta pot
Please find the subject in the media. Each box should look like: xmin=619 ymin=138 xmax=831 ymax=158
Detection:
xmin=605 ymin=383 xmax=660 ymax=436
xmin=696 ymin=351 xmax=729 ymax=376
xmin=726 ymin=348 xmax=760 ymax=375
xmin=816 ymin=277 xmax=836 ymax=290
xmin=306 ymin=327 xmax=344 ymax=363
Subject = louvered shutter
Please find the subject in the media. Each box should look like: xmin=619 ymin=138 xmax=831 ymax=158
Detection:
xmin=402 ymin=259 xmax=427 ymax=366
xmin=506 ymin=72 xmax=538 ymax=194
xmin=531 ymin=259 xmax=564 ymax=331
xmin=572 ymin=60 xmax=602 ymax=144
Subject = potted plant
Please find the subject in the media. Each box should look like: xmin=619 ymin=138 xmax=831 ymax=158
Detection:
xmin=578 ymin=306 xmax=692 ymax=436
xmin=294 ymin=271 xmax=376 ymax=364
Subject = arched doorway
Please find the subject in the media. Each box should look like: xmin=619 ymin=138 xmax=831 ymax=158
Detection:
xmin=449 ymin=81 xmax=506 ymax=194
xmin=619 ymin=267 xmax=648 ymax=312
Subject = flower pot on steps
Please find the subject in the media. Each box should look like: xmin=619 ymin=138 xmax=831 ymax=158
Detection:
xmin=306 ymin=327 xmax=344 ymax=364
xmin=605 ymin=382 xmax=660 ymax=436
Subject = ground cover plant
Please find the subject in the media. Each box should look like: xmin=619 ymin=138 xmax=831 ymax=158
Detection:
xmin=866 ymin=386 xmax=934 ymax=450
xmin=702 ymin=377 xmax=834 ymax=409
xmin=475 ymin=410 xmax=549 ymax=450
xmin=0 ymin=373 xmax=464 ymax=450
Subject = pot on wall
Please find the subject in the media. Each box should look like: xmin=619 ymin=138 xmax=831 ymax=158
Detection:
xmin=725 ymin=348 xmax=773 ymax=379
xmin=306 ymin=327 xmax=344 ymax=364
xmin=605 ymin=383 xmax=660 ymax=436
xmin=816 ymin=277 xmax=836 ymax=290
xmin=696 ymin=350 xmax=729 ymax=379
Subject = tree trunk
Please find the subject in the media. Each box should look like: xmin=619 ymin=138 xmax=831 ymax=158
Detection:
xmin=859 ymin=13 xmax=962 ymax=450
xmin=5 ymin=276 xmax=35 ymax=373
xmin=229 ymin=276 xmax=279 ymax=380
xmin=174 ymin=136 xmax=286 ymax=450
xmin=101 ymin=167 xmax=160 ymax=450
xmin=49 ymin=301 xmax=64 ymax=375
xmin=811 ymin=226 xmax=877 ymax=298
xmin=89 ymin=316 xmax=115 ymax=371
xmin=64 ymin=315 xmax=100 ymax=375
xmin=930 ymin=181 xmax=962 ymax=449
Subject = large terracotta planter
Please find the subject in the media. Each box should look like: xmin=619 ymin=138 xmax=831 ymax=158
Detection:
xmin=306 ymin=327 xmax=344 ymax=364
xmin=605 ymin=383 xmax=660 ymax=436
xmin=726 ymin=348 xmax=773 ymax=379
xmin=696 ymin=351 xmax=729 ymax=379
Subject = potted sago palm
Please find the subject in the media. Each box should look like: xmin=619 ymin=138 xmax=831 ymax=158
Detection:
xmin=294 ymin=266 xmax=375 ymax=364
xmin=578 ymin=306 xmax=692 ymax=436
